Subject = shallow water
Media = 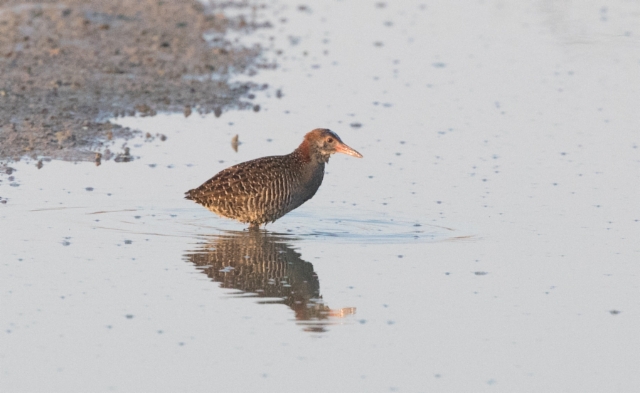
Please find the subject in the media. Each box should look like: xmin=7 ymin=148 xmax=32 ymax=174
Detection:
xmin=2 ymin=1 xmax=639 ymax=392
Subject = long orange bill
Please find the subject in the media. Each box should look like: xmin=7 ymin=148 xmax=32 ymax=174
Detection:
xmin=335 ymin=142 xmax=363 ymax=158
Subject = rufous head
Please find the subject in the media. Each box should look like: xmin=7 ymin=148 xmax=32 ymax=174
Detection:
xmin=303 ymin=128 xmax=363 ymax=163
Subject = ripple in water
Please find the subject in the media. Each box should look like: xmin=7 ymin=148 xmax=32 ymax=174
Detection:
xmin=276 ymin=209 xmax=473 ymax=244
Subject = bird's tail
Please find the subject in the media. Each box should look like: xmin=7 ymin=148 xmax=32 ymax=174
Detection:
xmin=184 ymin=190 xmax=194 ymax=200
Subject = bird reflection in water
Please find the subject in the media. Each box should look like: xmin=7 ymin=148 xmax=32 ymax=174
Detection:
xmin=184 ymin=230 xmax=356 ymax=332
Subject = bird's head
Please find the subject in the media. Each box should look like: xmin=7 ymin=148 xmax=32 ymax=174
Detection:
xmin=302 ymin=128 xmax=363 ymax=163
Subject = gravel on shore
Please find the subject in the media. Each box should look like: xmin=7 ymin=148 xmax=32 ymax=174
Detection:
xmin=0 ymin=0 xmax=271 ymax=161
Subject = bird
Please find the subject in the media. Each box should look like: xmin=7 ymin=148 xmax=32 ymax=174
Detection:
xmin=185 ymin=128 xmax=362 ymax=229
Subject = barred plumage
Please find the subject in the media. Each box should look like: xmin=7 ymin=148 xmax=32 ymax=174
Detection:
xmin=185 ymin=128 xmax=362 ymax=229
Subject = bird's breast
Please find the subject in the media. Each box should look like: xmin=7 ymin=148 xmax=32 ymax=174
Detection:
xmin=289 ymin=162 xmax=324 ymax=206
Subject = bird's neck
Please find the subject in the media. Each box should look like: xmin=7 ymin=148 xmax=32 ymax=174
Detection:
xmin=294 ymin=139 xmax=330 ymax=164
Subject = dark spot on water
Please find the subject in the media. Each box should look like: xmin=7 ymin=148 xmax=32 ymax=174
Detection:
xmin=600 ymin=6 xmax=608 ymax=22
xmin=86 ymin=187 xmax=93 ymax=191
xmin=125 ymin=314 xmax=134 ymax=319
xmin=397 ymin=255 xmax=403 ymax=258
xmin=432 ymin=62 xmax=446 ymax=68
xmin=124 ymin=240 xmax=132 ymax=245
xmin=609 ymin=310 xmax=621 ymax=315
xmin=474 ymin=271 xmax=488 ymax=276
xmin=359 ymin=319 xmax=367 ymax=324
xmin=350 ymin=122 xmax=362 ymax=128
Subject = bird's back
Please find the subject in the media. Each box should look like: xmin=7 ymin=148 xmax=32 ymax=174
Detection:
xmin=185 ymin=153 xmax=324 ymax=225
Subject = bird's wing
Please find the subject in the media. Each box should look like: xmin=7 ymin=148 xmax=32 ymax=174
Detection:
xmin=185 ymin=156 xmax=289 ymax=203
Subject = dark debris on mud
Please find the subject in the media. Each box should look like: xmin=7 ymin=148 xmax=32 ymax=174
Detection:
xmin=0 ymin=0 xmax=273 ymax=161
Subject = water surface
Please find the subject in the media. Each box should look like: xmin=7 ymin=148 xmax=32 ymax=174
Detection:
xmin=2 ymin=1 xmax=639 ymax=392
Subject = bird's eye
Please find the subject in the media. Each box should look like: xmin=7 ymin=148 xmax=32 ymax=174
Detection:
xmin=327 ymin=137 xmax=334 ymax=143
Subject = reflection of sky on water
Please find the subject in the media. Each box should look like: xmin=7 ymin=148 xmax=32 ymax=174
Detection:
xmin=1 ymin=1 xmax=639 ymax=392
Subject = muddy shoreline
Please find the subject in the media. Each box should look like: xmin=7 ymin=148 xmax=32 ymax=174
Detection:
xmin=0 ymin=0 xmax=270 ymax=162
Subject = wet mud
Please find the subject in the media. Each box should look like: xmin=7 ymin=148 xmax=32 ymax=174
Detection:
xmin=0 ymin=0 xmax=270 ymax=161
